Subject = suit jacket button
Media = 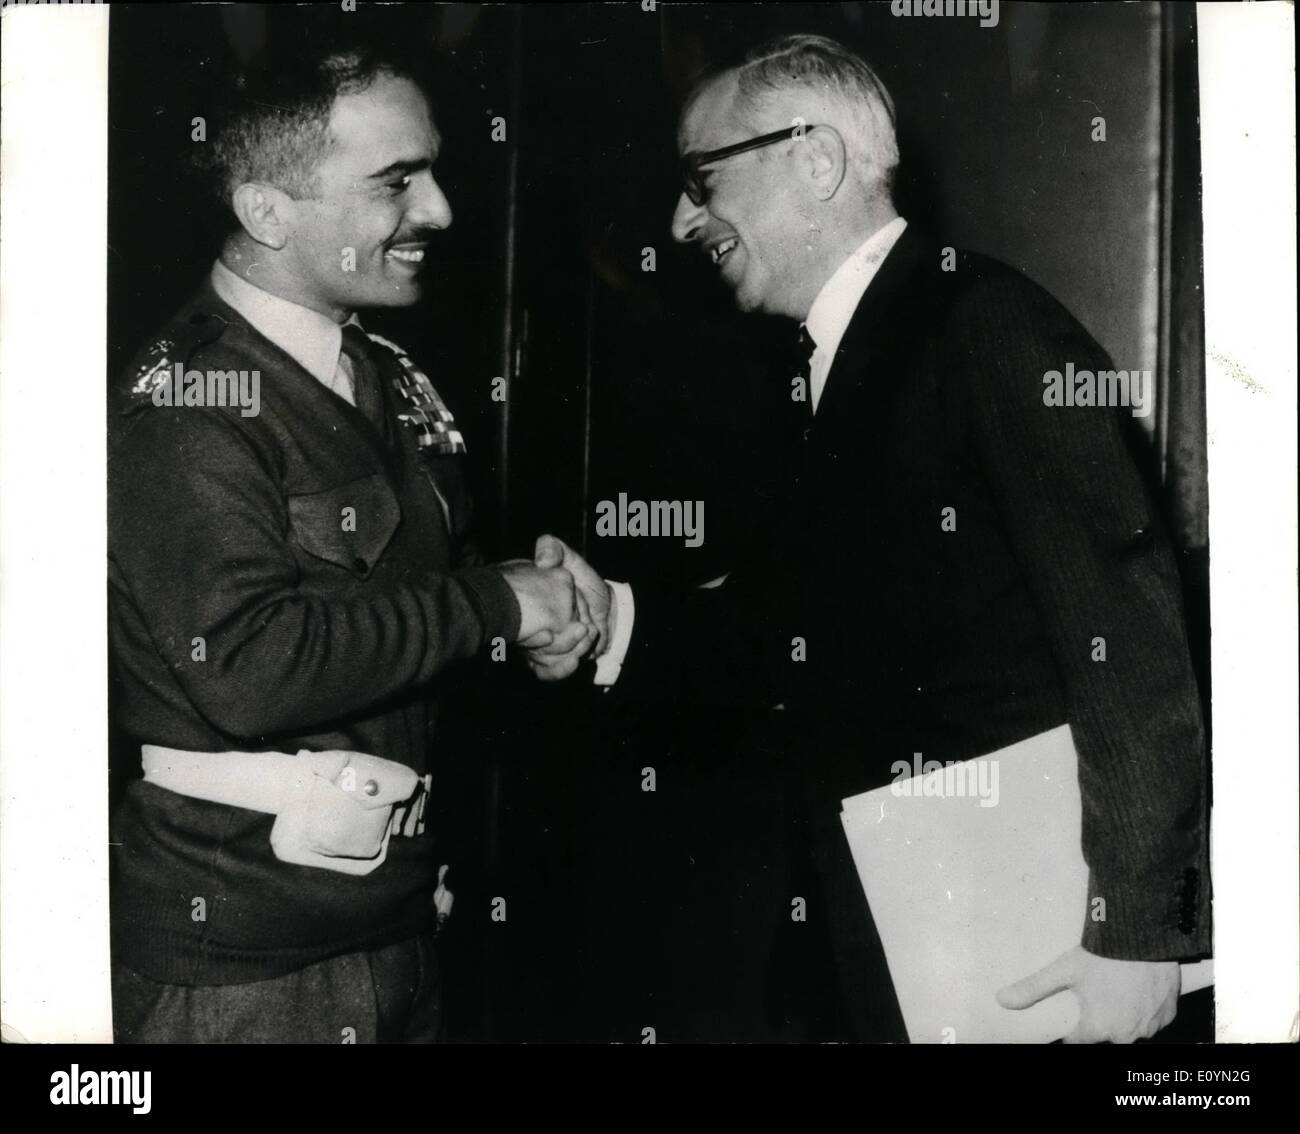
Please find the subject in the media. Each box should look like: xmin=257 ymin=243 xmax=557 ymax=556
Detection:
xmin=353 ymin=557 xmax=368 ymax=574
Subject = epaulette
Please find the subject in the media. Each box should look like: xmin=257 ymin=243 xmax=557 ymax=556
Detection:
xmin=365 ymin=331 xmax=467 ymax=456
xmin=124 ymin=311 xmax=230 ymax=406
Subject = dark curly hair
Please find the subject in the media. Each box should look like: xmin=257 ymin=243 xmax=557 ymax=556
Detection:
xmin=197 ymin=44 xmax=423 ymax=225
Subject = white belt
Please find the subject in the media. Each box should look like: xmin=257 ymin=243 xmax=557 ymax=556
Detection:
xmin=141 ymin=745 xmax=431 ymax=876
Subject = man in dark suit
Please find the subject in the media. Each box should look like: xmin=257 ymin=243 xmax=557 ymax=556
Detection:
xmin=525 ymin=33 xmax=1209 ymax=1043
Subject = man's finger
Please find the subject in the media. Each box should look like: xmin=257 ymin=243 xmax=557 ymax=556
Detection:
xmin=553 ymin=620 xmax=589 ymax=653
xmin=996 ymin=950 xmax=1078 ymax=1010
xmin=530 ymin=619 xmax=588 ymax=657
xmin=534 ymin=534 xmax=567 ymax=569
xmin=519 ymin=629 xmax=556 ymax=649
xmin=527 ymin=652 xmax=581 ymax=681
xmin=1063 ymin=1017 xmax=1108 ymax=1045
xmin=574 ymin=588 xmax=600 ymax=647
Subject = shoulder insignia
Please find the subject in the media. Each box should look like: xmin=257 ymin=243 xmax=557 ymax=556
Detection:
xmin=365 ymin=331 xmax=466 ymax=455
xmin=129 ymin=338 xmax=177 ymax=398
xmin=126 ymin=313 xmax=229 ymax=402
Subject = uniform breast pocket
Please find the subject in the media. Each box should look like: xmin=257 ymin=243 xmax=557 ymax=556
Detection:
xmin=287 ymin=473 xmax=401 ymax=579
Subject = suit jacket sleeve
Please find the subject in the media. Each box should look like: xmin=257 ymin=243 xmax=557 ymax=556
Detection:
xmin=613 ymin=570 xmax=781 ymax=710
xmin=109 ymin=407 xmax=520 ymax=742
xmin=948 ymin=272 xmax=1209 ymax=960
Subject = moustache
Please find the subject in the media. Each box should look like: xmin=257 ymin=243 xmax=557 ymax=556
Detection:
xmin=386 ymin=230 xmax=441 ymax=248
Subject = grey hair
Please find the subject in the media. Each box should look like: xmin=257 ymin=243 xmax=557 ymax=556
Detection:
xmin=732 ymin=34 xmax=899 ymax=196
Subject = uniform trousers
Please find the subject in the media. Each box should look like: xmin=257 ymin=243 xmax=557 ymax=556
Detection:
xmin=112 ymin=933 xmax=441 ymax=1043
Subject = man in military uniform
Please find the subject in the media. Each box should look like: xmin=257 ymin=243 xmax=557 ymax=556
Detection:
xmin=108 ymin=45 xmax=588 ymax=1043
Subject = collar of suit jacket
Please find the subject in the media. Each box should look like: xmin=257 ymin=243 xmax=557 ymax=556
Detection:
xmin=805 ymin=216 xmax=909 ymax=368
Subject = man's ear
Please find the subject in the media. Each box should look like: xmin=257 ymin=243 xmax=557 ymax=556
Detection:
xmin=799 ymin=125 xmax=848 ymax=202
xmin=230 ymin=182 xmax=296 ymax=250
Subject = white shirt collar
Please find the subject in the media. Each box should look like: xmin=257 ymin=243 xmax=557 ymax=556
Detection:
xmin=210 ymin=259 xmax=361 ymax=387
xmin=804 ymin=215 xmax=908 ymax=366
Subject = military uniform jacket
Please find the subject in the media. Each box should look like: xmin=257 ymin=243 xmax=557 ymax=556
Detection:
xmin=108 ymin=280 xmax=520 ymax=985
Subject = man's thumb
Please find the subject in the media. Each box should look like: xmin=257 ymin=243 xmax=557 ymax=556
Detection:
xmin=996 ymin=951 xmax=1076 ymax=1010
xmin=534 ymin=534 xmax=566 ymax=568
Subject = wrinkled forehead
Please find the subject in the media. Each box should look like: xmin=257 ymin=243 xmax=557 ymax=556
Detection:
xmin=677 ymin=72 xmax=750 ymax=154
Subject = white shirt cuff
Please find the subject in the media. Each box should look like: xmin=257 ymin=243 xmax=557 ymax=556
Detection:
xmin=593 ymin=580 xmax=634 ymax=687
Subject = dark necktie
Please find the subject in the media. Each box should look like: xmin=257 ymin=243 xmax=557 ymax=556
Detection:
xmin=795 ymin=323 xmax=817 ymax=434
xmin=339 ymin=325 xmax=387 ymax=432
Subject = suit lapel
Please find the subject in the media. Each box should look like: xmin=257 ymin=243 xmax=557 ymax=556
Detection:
xmin=804 ymin=226 xmax=939 ymax=460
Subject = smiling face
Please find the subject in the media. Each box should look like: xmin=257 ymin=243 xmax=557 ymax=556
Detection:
xmin=671 ymin=74 xmax=820 ymax=320
xmin=279 ymin=74 xmax=452 ymax=321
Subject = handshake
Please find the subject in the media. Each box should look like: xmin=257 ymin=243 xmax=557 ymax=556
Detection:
xmin=498 ymin=535 xmax=613 ymax=681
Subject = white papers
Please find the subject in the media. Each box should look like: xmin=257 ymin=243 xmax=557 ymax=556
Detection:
xmin=839 ymin=725 xmax=1211 ymax=1043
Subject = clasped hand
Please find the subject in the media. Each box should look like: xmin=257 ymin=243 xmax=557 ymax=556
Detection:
xmin=497 ymin=536 xmax=612 ymax=679
xmin=498 ymin=536 xmax=612 ymax=677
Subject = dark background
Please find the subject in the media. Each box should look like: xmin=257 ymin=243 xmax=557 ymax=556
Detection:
xmin=108 ymin=1 xmax=1209 ymax=1042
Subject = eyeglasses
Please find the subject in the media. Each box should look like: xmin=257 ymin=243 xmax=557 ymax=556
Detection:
xmin=679 ymin=124 xmax=821 ymax=207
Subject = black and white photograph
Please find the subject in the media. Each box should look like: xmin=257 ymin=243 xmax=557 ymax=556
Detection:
xmin=0 ymin=0 xmax=1296 ymax=1101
